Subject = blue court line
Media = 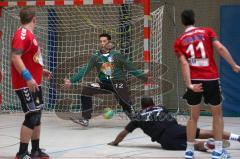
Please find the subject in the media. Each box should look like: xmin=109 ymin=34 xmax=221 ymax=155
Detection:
xmin=49 ymin=135 xmax=147 ymax=154
xmin=106 ymin=149 xmax=152 ymax=158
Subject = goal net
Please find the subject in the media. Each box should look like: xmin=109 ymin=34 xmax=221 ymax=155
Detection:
xmin=0 ymin=1 xmax=169 ymax=119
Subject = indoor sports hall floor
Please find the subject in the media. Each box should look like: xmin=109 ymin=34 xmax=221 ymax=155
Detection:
xmin=0 ymin=113 xmax=240 ymax=159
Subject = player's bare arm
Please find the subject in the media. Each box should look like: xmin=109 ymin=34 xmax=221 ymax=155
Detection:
xmin=11 ymin=52 xmax=39 ymax=92
xmin=108 ymin=129 xmax=129 ymax=146
xmin=179 ymin=55 xmax=203 ymax=92
xmin=213 ymin=40 xmax=240 ymax=73
xmin=43 ymin=69 xmax=52 ymax=80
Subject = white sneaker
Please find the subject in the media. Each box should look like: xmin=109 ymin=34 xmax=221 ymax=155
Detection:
xmin=70 ymin=117 xmax=89 ymax=127
xmin=212 ymin=149 xmax=230 ymax=159
xmin=78 ymin=119 xmax=89 ymax=127
xmin=185 ymin=150 xmax=194 ymax=159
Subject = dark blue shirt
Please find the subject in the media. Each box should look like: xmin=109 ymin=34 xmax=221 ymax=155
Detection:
xmin=125 ymin=106 xmax=178 ymax=142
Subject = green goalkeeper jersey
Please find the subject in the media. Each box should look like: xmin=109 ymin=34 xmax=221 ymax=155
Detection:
xmin=70 ymin=50 xmax=146 ymax=83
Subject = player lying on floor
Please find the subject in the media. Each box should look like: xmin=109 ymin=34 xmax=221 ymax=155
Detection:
xmin=108 ymin=97 xmax=240 ymax=151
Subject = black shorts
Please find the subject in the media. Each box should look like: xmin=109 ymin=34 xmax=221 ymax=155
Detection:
xmin=158 ymin=125 xmax=200 ymax=150
xmin=15 ymin=86 xmax=44 ymax=113
xmin=183 ymin=80 xmax=222 ymax=106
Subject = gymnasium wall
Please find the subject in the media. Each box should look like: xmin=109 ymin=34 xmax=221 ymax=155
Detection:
xmin=220 ymin=5 xmax=240 ymax=115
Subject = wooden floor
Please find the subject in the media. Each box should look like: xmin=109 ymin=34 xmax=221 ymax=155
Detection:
xmin=0 ymin=113 xmax=240 ymax=159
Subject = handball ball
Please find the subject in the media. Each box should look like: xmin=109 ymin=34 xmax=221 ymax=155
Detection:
xmin=103 ymin=107 xmax=113 ymax=119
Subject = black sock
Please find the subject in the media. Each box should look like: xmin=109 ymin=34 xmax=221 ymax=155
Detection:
xmin=19 ymin=142 xmax=28 ymax=154
xmin=31 ymin=139 xmax=39 ymax=152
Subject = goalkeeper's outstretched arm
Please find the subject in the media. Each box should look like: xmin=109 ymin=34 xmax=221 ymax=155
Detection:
xmin=63 ymin=54 xmax=97 ymax=89
xmin=119 ymin=54 xmax=147 ymax=82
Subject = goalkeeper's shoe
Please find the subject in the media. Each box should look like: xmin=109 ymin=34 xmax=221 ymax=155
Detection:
xmin=78 ymin=119 xmax=89 ymax=127
xmin=70 ymin=117 xmax=89 ymax=127
xmin=31 ymin=149 xmax=49 ymax=159
xmin=15 ymin=152 xmax=32 ymax=159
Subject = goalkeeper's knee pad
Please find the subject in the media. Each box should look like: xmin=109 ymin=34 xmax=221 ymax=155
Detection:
xmin=23 ymin=111 xmax=41 ymax=129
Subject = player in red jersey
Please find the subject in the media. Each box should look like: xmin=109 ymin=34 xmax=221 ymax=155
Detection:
xmin=174 ymin=10 xmax=240 ymax=159
xmin=11 ymin=7 xmax=51 ymax=159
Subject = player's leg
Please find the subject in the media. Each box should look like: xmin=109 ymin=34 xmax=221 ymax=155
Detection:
xmin=101 ymin=80 xmax=133 ymax=117
xmin=31 ymin=125 xmax=49 ymax=159
xmin=30 ymin=86 xmax=43 ymax=153
xmin=203 ymin=80 xmax=228 ymax=159
xmin=81 ymin=86 xmax=95 ymax=121
xmin=196 ymin=139 xmax=230 ymax=153
xmin=15 ymin=88 xmax=39 ymax=159
xmin=16 ymin=124 xmax=33 ymax=159
xmin=175 ymin=126 xmax=211 ymax=151
xmin=80 ymin=84 xmax=104 ymax=120
xmin=112 ymin=80 xmax=134 ymax=119
xmin=197 ymin=128 xmax=239 ymax=150
xmin=158 ymin=125 xmax=204 ymax=151
xmin=183 ymin=83 xmax=202 ymax=159
xmin=31 ymin=125 xmax=40 ymax=152
xmin=211 ymin=105 xmax=223 ymax=142
xmin=198 ymin=129 xmax=218 ymax=138
xmin=187 ymin=105 xmax=200 ymax=141
xmin=159 ymin=124 xmax=189 ymax=150
xmin=160 ymin=125 xmax=226 ymax=152
xmin=15 ymin=88 xmax=33 ymax=159
xmin=211 ymin=105 xmax=228 ymax=159
xmin=159 ymin=124 xmax=225 ymax=152
xmin=29 ymin=87 xmax=41 ymax=153
xmin=198 ymin=128 xmax=238 ymax=141
xmin=171 ymin=125 xmax=218 ymax=151
xmin=28 ymin=86 xmax=49 ymax=159
xmin=30 ymin=112 xmax=49 ymax=159
xmin=78 ymin=83 xmax=111 ymax=126
xmin=166 ymin=125 xmax=212 ymax=152
xmin=185 ymin=106 xmax=201 ymax=159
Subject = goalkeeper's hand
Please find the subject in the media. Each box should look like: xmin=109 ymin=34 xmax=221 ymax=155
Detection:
xmin=99 ymin=42 xmax=115 ymax=53
xmin=62 ymin=78 xmax=72 ymax=89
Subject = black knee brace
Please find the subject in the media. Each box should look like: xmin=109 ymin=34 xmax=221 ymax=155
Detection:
xmin=23 ymin=111 xmax=42 ymax=129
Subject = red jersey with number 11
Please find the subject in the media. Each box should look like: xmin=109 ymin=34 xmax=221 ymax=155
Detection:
xmin=174 ymin=27 xmax=219 ymax=80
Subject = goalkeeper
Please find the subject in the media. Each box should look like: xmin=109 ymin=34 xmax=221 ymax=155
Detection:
xmin=64 ymin=33 xmax=148 ymax=126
